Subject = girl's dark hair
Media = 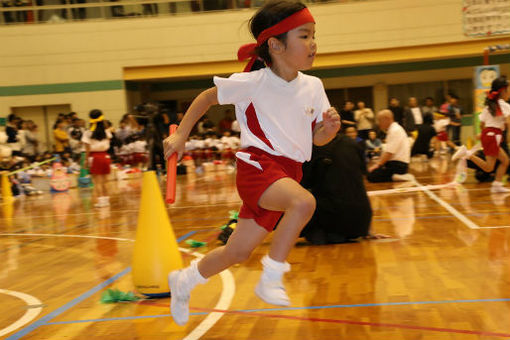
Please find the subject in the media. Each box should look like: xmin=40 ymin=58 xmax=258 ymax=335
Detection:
xmin=485 ymin=76 xmax=508 ymax=116
xmin=249 ymin=1 xmax=307 ymax=71
xmin=89 ymin=109 xmax=107 ymax=141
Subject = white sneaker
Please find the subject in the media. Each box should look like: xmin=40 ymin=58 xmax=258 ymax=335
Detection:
xmin=255 ymin=278 xmax=290 ymax=306
xmin=168 ymin=270 xmax=190 ymax=326
xmin=451 ymin=145 xmax=467 ymax=162
xmin=94 ymin=197 xmax=108 ymax=208
xmin=491 ymin=183 xmax=510 ymax=193
xmin=392 ymin=173 xmax=415 ymax=182
xmin=454 ymin=159 xmax=468 ymax=184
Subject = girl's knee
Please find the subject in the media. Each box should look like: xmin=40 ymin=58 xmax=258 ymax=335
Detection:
xmin=290 ymin=192 xmax=316 ymax=217
xmin=224 ymin=247 xmax=252 ymax=264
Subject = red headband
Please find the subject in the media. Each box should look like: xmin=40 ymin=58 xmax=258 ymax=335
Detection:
xmin=487 ymin=86 xmax=507 ymax=101
xmin=237 ymin=8 xmax=315 ymax=72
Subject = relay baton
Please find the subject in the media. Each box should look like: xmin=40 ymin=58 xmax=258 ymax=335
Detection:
xmin=165 ymin=124 xmax=178 ymax=204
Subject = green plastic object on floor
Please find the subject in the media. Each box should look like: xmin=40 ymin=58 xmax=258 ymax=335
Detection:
xmin=229 ymin=210 xmax=239 ymax=220
xmin=78 ymin=152 xmax=93 ymax=188
xmin=185 ymin=239 xmax=207 ymax=248
xmin=100 ymin=288 xmax=140 ymax=303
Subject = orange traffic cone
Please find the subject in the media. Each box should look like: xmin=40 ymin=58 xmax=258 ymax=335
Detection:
xmin=132 ymin=171 xmax=183 ymax=297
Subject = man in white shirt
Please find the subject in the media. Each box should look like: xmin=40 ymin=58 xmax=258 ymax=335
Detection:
xmin=367 ymin=110 xmax=414 ymax=182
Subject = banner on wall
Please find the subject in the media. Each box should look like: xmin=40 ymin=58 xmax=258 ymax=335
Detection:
xmin=473 ymin=65 xmax=500 ymax=134
xmin=463 ymin=0 xmax=510 ymax=37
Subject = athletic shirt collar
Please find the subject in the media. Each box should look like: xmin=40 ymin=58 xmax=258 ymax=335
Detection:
xmin=264 ymin=67 xmax=302 ymax=89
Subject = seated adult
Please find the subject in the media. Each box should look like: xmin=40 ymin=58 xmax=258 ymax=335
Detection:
xmin=367 ymin=110 xmax=414 ymax=182
xmin=301 ymin=134 xmax=372 ymax=244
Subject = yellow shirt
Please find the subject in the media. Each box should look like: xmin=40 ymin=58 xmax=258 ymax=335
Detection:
xmin=53 ymin=129 xmax=69 ymax=152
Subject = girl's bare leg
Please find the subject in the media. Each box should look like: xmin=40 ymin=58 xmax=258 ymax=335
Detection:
xmin=197 ymin=218 xmax=268 ymax=278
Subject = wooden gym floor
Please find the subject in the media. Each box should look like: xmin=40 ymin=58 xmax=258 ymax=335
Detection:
xmin=1 ymin=156 xmax=509 ymax=340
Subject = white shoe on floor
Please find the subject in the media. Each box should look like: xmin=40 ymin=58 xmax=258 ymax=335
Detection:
xmin=392 ymin=173 xmax=415 ymax=182
xmin=451 ymin=145 xmax=467 ymax=162
xmin=168 ymin=270 xmax=190 ymax=326
xmin=491 ymin=182 xmax=510 ymax=193
xmin=94 ymin=197 xmax=108 ymax=208
xmin=255 ymin=278 xmax=290 ymax=306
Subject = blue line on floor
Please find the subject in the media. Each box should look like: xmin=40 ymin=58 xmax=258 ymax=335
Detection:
xmin=42 ymin=298 xmax=510 ymax=326
xmin=6 ymin=232 xmax=196 ymax=339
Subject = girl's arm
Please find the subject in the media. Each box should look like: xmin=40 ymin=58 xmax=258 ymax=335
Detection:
xmin=164 ymin=87 xmax=218 ymax=159
xmin=313 ymin=108 xmax=341 ymax=146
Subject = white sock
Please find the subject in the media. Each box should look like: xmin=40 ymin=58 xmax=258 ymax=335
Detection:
xmin=183 ymin=259 xmax=208 ymax=290
xmin=492 ymin=181 xmax=502 ymax=187
xmin=261 ymin=255 xmax=290 ymax=282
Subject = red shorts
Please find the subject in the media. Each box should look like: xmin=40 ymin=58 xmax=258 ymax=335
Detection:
xmin=481 ymin=127 xmax=503 ymax=157
xmin=437 ymin=131 xmax=449 ymax=142
xmin=236 ymin=147 xmax=303 ymax=232
xmin=132 ymin=152 xmax=148 ymax=164
xmin=89 ymin=152 xmax=111 ymax=175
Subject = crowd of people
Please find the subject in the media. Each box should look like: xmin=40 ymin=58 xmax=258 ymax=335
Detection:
xmin=0 ymin=108 xmax=242 ymax=175
xmin=339 ymin=93 xmax=465 ymax=165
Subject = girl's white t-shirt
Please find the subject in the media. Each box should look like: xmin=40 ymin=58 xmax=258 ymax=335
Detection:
xmin=213 ymin=67 xmax=330 ymax=163
xmin=479 ymin=99 xmax=510 ymax=130
xmin=81 ymin=130 xmax=112 ymax=152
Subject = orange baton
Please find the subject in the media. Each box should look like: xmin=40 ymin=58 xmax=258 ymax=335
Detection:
xmin=165 ymin=124 xmax=178 ymax=204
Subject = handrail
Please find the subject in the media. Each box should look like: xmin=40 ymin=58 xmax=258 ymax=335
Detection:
xmin=1 ymin=0 xmax=191 ymax=12
xmin=0 ymin=0 xmax=363 ymax=25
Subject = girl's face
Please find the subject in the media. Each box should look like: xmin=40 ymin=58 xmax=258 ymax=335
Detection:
xmin=276 ymin=22 xmax=317 ymax=71
xmin=501 ymin=87 xmax=509 ymax=101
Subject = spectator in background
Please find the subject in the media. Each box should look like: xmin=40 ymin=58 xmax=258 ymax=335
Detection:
xmin=354 ymin=101 xmax=374 ymax=140
xmin=448 ymin=93 xmax=462 ymax=145
xmin=176 ymin=112 xmax=184 ymax=126
xmin=403 ymin=96 xmax=422 ymax=133
xmin=339 ymin=100 xmax=356 ymax=131
xmin=367 ymin=110 xmax=413 ymax=182
xmin=344 ymin=126 xmax=366 ymax=161
xmin=421 ymin=97 xmax=437 ymax=116
xmin=17 ymin=120 xmax=27 ymax=156
xmin=218 ymin=109 xmax=234 ymax=134
xmin=68 ymin=118 xmax=85 ymax=157
xmin=197 ymin=115 xmax=215 ymax=134
xmin=388 ymin=97 xmax=404 ymax=126
xmin=54 ymin=120 xmax=70 ymax=154
xmin=6 ymin=114 xmax=21 ymax=156
xmin=365 ymin=130 xmax=382 ymax=159
xmin=411 ymin=113 xmax=437 ymax=159
xmin=23 ymin=120 xmax=39 ymax=160
xmin=116 ymin=114 xmax=136 ymax=144
xmin=231 ymin=118 xmax=240 ymax=134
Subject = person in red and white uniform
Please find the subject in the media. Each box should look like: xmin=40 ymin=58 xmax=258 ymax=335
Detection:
xmin=162 ymin=1 xmax=340 ymax=326
xmin=82 ymin=109 xmax=112 ymax=207
xmin=453 ymin=76 xmax=510 ymax=193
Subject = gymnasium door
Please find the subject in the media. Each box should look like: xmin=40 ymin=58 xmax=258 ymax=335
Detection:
xmin=11 ymin=104 xmax=72 ymax=153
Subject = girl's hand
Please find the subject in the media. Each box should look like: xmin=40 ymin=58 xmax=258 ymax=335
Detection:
xmin=163 ymin=131 xmax=187 ymax=160
xmin=322 ymin=108 xmax=341 ymax=136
